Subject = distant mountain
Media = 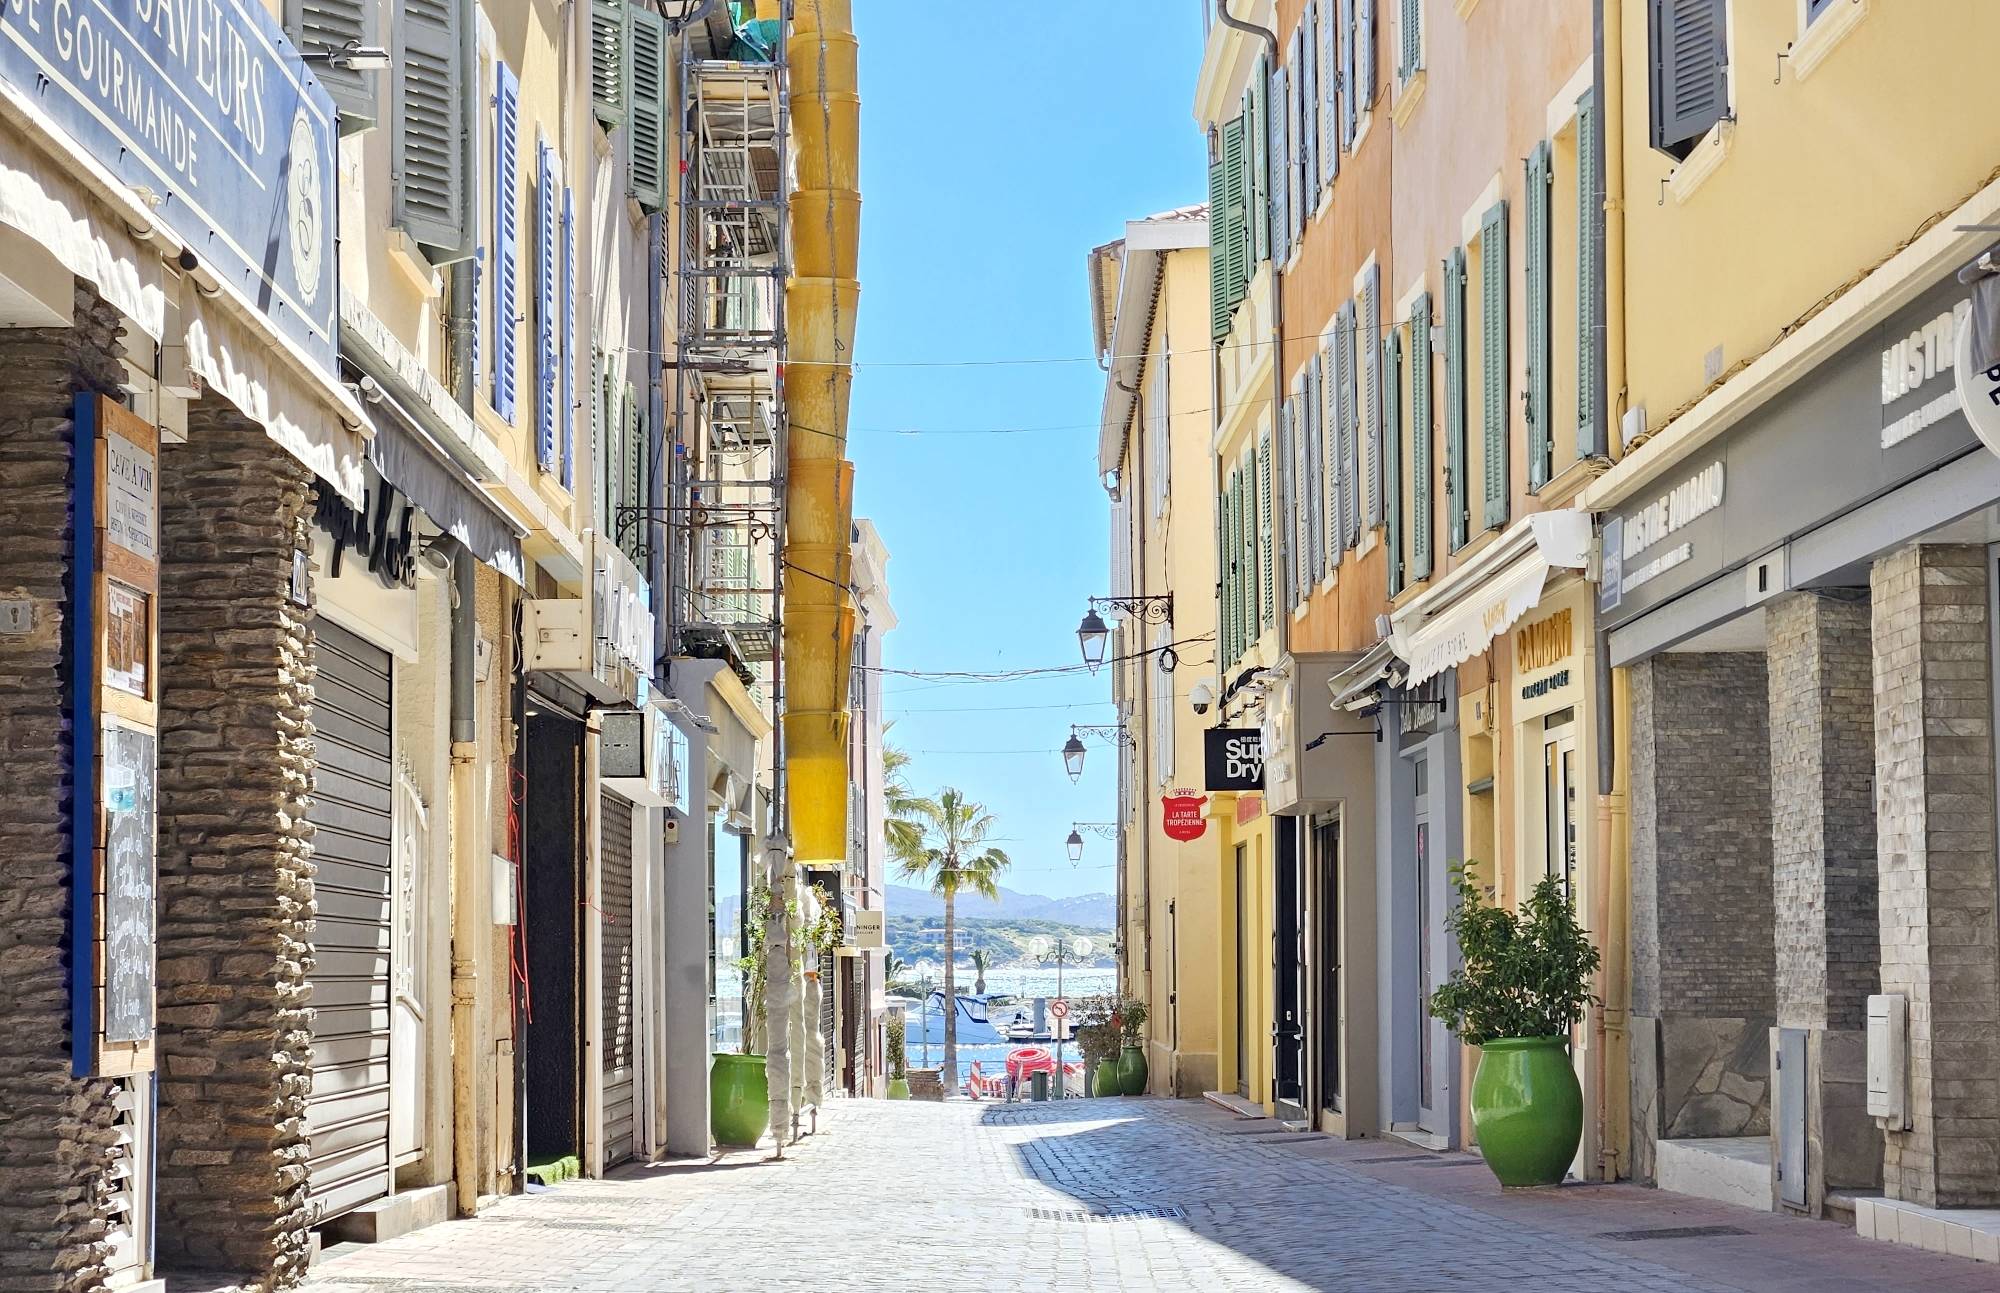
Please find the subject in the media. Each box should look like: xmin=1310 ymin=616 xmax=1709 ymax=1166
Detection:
xmin=886 ymin=883 xmax=1112 ymax=930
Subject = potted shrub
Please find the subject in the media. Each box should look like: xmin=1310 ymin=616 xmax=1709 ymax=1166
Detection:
xmin=1428 ymin=866 xmax=1600 ymax=1188
xmin=885 ymin=1012 xmax=910 ymax=1099
xmin=712 ymin=886 xmax=780 ymax=1147
xmin=1073 ymin=997 xmax=1120 ymax=1096
xmin=1115 ymin=998 xmax=1150 ymax=1096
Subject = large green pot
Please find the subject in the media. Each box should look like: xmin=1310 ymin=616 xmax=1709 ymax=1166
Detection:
xmin=886 ymin=1076 xmax=911 ymax=1100
xmin=1092 ymin=1060 xmax=1121 ymax=1097
xmin=1470 ymin=1036 xmax=1582 ymax=1187
xmin=1117 ymin=1045 xmax=1149 ymax=1096
xmin=711 ymin=1053 xmax=769 ymax=1148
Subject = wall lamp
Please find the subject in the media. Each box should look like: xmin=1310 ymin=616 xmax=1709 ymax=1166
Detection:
xmin=1061 ymin=724 xmax=1130 ymax=782
xmin=1076 ymin=594 xmax=1173 ymax=672
xmin=301 ymin=41 xmax=392 ymax=72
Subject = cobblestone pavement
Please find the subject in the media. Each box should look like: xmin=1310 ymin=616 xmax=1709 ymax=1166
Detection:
xmin=304 ymin=1098 xmax=2000 ymax=1292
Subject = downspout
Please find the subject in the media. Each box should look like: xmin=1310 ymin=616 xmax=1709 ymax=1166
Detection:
xmin=445 ymin=259 xmax=486 ymax=1214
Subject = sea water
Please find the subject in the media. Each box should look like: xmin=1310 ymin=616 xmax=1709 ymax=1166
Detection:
xmin=901 ymin=967 xmax=1118 ymax=1082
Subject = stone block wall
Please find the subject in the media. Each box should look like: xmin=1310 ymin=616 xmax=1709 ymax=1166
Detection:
xmin=153 ymin=399 xmax=318 ymax=1281
xmin=1871 ymin=544 xmax=2000 ymax=1209
xmin=0 ymin=287 xmax=132 ymax=1293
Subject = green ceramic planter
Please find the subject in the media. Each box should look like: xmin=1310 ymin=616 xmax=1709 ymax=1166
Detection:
xmin=1117 ymin=1045 xmax=1149 ymax=1096
xmin=1470 ymin=1036 xmax=1582 ymax=1187
xmin=710 ymin=1052 xmax=769 ymax=1148
xmin=1092 ymin=1060 xmax=1120 ymax=1097
xmin=886 ymin=1076 xmax=911 ymax=1100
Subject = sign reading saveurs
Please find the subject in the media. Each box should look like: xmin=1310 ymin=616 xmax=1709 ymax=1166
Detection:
xmin=0 ymin=0 xmax=338 ymax=377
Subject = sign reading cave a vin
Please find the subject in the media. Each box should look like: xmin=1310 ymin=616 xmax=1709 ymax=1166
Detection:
xmin=1204 ymin=728 xmax=1265 ymax=792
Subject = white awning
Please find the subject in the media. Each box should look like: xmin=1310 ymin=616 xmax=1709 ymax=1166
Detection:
xmin=1392 ymin=510 xmax=1592 ymax=687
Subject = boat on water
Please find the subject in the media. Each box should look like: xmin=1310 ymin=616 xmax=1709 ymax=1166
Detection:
xmin=904 ymin=991 xmax=1070 ymax=1047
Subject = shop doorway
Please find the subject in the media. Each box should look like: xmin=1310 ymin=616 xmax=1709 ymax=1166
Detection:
xmin=1273 ymin=817 xmax=1307 ymax=1124
xmin=1542 ymin=709 xmax=1579 ymax=899
xmin=1412 ymin=754 xmax=1448 ymax=1135
xmin=1234 ymin=843 xmax=1250 ymax=1099
xmin=522 ymin=708 xmax=585 ymax=1172
xmin=1314 ymin=819 xmax=1340 ymax=1120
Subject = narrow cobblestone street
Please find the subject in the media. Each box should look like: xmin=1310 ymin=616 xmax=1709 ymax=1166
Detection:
xmin=303 ymin=1098 xmax=2000 ymax=1292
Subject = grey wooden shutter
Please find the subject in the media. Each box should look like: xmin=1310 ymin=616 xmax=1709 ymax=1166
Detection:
xmin=1340 ymin=0 xmax=1358 ymax=148
xmin=1650 ymin=0 xmax=1728 ymax=158
xmin=1258 ymin=430 xmax=1275 ymax=629
xmin=1480 ymin=201 xmax=1510 ymax=531
xmin=1444 ymin=248 xmax=1467 ymax=550
xmin=287 ymin=0 xmax=375 ymax=129
xmin=627 ymin=5 xmax=668 ymax=210
xmin=1269 ymin=61 xmax=1290 ymax=267
xmin=1363 ymin=264 xmax=1383 ymax=528
xmin=492 ymin=60 xmax=519 ymax=422
xmin=1286 ymin=391 xmax=1306 ymax=607
xmin=536 ymin=141 xmax=559 ymax=473
xmin=1358 ymin=0 xmax=1376 ymax=112
xmin=1245 ymin=448 xmax=1262 ymax=634
xmin=1319 ymin=339 xmax=1340 ymax=575
xmin=592 ymin=349 xmax=609 ymax=533
xmin=394 ymin=0 xmax=471 ymax=256
xmin=1383 ymin=328 xmax=1404 ymax=595
xmin=1341 ymin=303 xmax=1362 ymax=550
xmin=1410 ymin=291 xmax=1433 ymax=579
xmin=1292 ymin=28 xmax=1309 ymax=246
xmin=1304 ymin=366 xmax=1323 ymax=587
xmin=562 ymin=186 xmax=577 ymax=488
xmin=1525 ymin=141 xmax=1553 ymax=491
xmin=1577 ymin=88 xmax=1605 ymax=458
xmin=1401 ymin=0 xmax=1422 ymax=78
xmin=1301 ymin=6 xmax=1319 ymax=209
xmin=592 ymin=0 xmax=628 ymax=127
xmin=1321 ymin=0 xmax=1339 ymax=191
xmin=1251 ymin=56 xmax=1270 ymax=264
xmin=1277 ymin=399 xmax=1295 ymax=611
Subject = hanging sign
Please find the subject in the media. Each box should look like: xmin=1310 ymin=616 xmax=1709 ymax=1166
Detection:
xmin=1161 ymin=789 xmax=1207 ymax=842
xmin=848 ymin=908 xmax=884 ymax=949
xmin=1203 ymin=727 xmax=1265 ymax=791
xmin=1953 ymin=308 xmax=2000 ymax=460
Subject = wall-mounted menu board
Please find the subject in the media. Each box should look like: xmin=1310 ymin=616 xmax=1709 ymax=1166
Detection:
xmin=70 ymin=394 xmax=158 ymax=1077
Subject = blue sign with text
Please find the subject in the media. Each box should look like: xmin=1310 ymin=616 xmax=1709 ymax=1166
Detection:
xmin=0 ymin=0 xmax=338 ymax=377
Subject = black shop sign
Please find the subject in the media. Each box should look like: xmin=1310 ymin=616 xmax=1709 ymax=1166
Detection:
xmin=1204 ymin=728 xmax=1265 ymax=792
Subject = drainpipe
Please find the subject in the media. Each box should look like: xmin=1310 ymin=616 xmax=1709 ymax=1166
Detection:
xmin=446 ymin=258 xmax=487 ymax=1214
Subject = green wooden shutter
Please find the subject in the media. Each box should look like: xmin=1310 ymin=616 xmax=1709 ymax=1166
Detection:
xmin=393 ymin=0 xmax=469 ymax=255
xmin=1214 ymin=496 xmax=1229 ymax=666
xmin=1258 ymin=429 xmax=1275 ymax=630
xmin=1444 ymin=248 xmax=1467 ymax=551
xmin=1526 ymin=141 xmax=1553 ymax=491
xmin=1223 ymin=116 xmax=1250 ymax=305
xmin=1245 ymin=449 xmax=1262 ymax=639
xmin=1401 ymin=0 xmax=1421 ymax=78
xmin=1221 ymin=474 xmax=1237 ymax=664
xmin=627 ymin=5 xmax=668 ymax=210
xmin=1383 ymin=328 xmax=1404 ymax=596
xmin=1480 ymin=201 xmax=1510 ymax=531
xmin=1577 ymin=87 xmax=1604 ymax=459
xmin=592 ymin=0 xmax=628 ymax=127
xmin=1209 ymin=143 xmax=1231 ymax=339
xmin=1411 ymin=292 xmax=1433 ymax=579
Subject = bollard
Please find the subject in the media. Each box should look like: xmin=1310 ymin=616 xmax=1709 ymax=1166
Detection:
xmin=1031 ymin=1071 xmax=1049 ymax=1102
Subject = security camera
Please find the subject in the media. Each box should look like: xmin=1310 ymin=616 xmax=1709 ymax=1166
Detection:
xmin=1189 ymin=679 xmax=1215 ymax=716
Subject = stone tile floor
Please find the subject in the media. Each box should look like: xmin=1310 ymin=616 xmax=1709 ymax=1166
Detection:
xmin=301 ymin=1098 xmax=2000 ymax=1291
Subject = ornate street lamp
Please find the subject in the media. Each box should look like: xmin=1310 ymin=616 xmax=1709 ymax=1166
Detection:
xmin=1075 ymin=595 xmax=1174 ymax=673
xmin=1065 ymin=829 xmax=1084 ymax=862
xmin=1067 ymin=822 xmax=1116 ymax=864
xmin=1076 ymin=609 xmax=1111 ymax=672
xmin=1061 ymin=734 xmax=1088 ymax=783
xmin=1060 ymin=725 xmax=1128 ymax=782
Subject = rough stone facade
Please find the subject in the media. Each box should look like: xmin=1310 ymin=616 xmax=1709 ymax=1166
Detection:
xmin=1628 ymin=651 xmax=1775 ymax=1181
xmin=1870 ymin=544 xmax=2000 ymax=1209
xmin=153 ymin=399 xmax=318 ymax=1282
xmin=0 ymin=287 xmax=134 ymax=1293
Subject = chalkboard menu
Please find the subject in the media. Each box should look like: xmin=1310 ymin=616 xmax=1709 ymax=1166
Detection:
xmin=101 ymin=723 xmax=156 ymax=1045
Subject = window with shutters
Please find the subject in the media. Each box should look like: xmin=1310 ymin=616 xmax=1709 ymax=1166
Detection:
xmin=592 ymin=0 xmax=627 ymax=128
xmin=1399 ymin=0 xmax=1423 ymax=81
xmin=1319 ymin=337 xmax=1341 ymax=577
xmin=491 ymin=60 xmax=519 ymax=422
xmin=1649 ymin=0 xmax=1730 ymax=161
xmin=1278 ymin=398 xmax=1299 ymax=611
xmin=1443 ymin=247 xmax=1468 ymax=551
xmin=1575 ymin=89 xmax=1605 ymax=460
xmin=1219 ymin=476 xmax=1236 ymax=665
xmin=1383 ymin=327 xmax=1405 ymax=595
xmin=627 ymin=5 xmax=669 ymax=209
xmin=1270 ymin=61 xmax=1291 ymax=268
xmin=1477 ymin=201 xmax=1509 ymax=532
xmin=1257 ymin=430 xmax=1275 ymax=630
xmin=535 ymin=139 xmax=559 ymax=475
xmin=1209 ymin=136 xmax=1232 ymax=339
xmin=1525 ymin=142 xmax=1553 ymax=492
xmin=286 ymin=1 xmax=378 ymax=131
xmin=562 ymin=187 xmax=577 ymax=489
xmin=1243 ymin=447 xmax=1262 ymax=641
xmin=1410 ymin=291 xmax=1434 ymax=579
xmin=1339 ymin=0 xmax=1358 ymax=150
xmin=621 ymin=383 xmax=647 ymax=568
xmin=1301 ymin=5 xmax=1319 ymax=212
xmin=1356 ymin=0 xmax=1377 ymax=120
xmin=1209 ymin=115 xmax=1252 ymax=339
xmin=1317 ymin=0 xmax=1336 ymax=197
xmin=1302 ymin=368 xmax=1323 ymax=590
xmin=395 ymin=0 xmax=472 ymax=259
xmin=1288 ymin=28 xmax=1307 ymax=253
xmin=1250 ymin=55 xmax=1271 ymax=265
xmin=1360 ymin=261 xmax=1383 ymax=528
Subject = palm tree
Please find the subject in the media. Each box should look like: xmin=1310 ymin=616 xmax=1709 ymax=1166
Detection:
xmin=895 ymin=787 xmax=1009 ymax=1092
xmin=882 ymin=742 xmax=926 ymax=865
xmin=970 ymin=947 xmax=989 ymax=996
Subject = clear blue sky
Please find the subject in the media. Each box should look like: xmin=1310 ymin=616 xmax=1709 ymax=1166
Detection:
xmin=848 ymin=5 xmax=1208 ymax=899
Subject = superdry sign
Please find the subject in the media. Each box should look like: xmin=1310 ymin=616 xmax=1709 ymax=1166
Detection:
xmin=1161 ymin=790 xmax=1207 ymax=842
xmin=1203 ymin=728 xmax=1264 ymax=792
xmin=0 ymin=0 xmax=339 ymax=378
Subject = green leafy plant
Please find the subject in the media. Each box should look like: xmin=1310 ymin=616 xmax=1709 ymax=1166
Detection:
xmin=1071 ymin=995 xmax=1121 ymax=1066
xmin=1116 ymin=998 xmax=1148 ymax=1049
xmin=735 ymin=884 xmax=784 ymax=1055
xmin=1427 ymin=865 xmax=1600 ymax=1046
xmin=970 ymin=947 xmax=989 ymax=996
xmin=886 ymin=1012 xmax=907 ymax=1080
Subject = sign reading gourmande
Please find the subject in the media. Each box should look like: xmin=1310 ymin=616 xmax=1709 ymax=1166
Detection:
xmin=0 ymin=0 xmax=339 ymax=377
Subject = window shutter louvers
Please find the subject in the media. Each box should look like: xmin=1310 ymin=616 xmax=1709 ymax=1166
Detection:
xmin=1577 ymin=88 xmax=1605 ymax=459
xmin=395 ymin=0 xmax=471 ymax=256
xmin=1340 ymin=0 xmax=1358 ymax=149
xmin=1269 ymin=61 xmax=1290 ymax=268
xmin=1303 ymin=369 xmax=1323 ymax=588
xmin=1321 ymin=0 xmax=1339 ymax=192
xmin=562 ymin=185 xmax=577 ymax=489
xmin=492 ymin=61 xmax=519 ymax=422
xmin=1301 ymin=5 xmax=1319 ymax=208
xmin=1340 ymin=303 xmax=1360 ymax=550
xmin=1319 ymin=340 xmax=1340 ymax=576
xmin=1291 ymin=28 xmax=1308 ymax=247
xmin=1480 ymin=201 xmax=1509 ymax=531
xmin=627 ymin=5 xmax=668 ymax=210
xmin=1251 ymin=56 xmax=1271 ymax=264
xmin=1383 ymin=328 xmax=1404 ymax=596
xmin=1276 ymin=400 xmax=1294 ymax=612
xmin=1401 ymin=0 xmax=1422 ymax=78
xmin=592 ymin=0 xmax=628 ymax=127
xmin=1526 ymin=142 xmax=1552 ymax=491
xmin=1244 ymin=449 xmax=1261 ymax=637
xmin=1223 ymin=117 xmax=1250 ymax=306
xmin=592 ymin=349 xmax=608 ymax=533
xmin=1363 ymin=264 xmax=1383 ymax=528
xmin=1651 ymin=0 xmax=1729 ymax=157
xmin=1209 ymin=143 xmax=1230 ymax=338
xmin=288 ymin=0 xmax=375 ymax=129
xmin=1444 ymin=248 xmax=1467 ymax=550
xmin=1258 ymin=430 xmax=1276 ymax=628
xmin=1411 ymin=292 xmax=1434 ymax=578
xmin=471 ymin=246 xmax=483 ymax=392
xmin=1358 ymin=0 xmax=1377 ymax=113
xmin=622 ymin=383 xmax=644 ymax=568
xmin=536 ymin=140 xmax=559 ymax=474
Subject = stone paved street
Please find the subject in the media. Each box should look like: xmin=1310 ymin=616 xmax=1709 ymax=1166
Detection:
xmin=299 ymin=1098 xmax=2000 ymax=1292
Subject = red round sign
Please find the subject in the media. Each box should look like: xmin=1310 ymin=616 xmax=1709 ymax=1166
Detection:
xmin=1161 ymin=790 xmax=1208 ymax=842
xmin=1050 ymin=999 xmax=1069 ymax=1020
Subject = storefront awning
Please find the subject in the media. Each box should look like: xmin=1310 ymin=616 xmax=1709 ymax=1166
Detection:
xmin=363 ymin=394 xmax=525 ymax=585
xmin=1392 ymin=510 xmax=1592 ymax=687
xmin=1327 ymin=640 xmax=1405 ymax=712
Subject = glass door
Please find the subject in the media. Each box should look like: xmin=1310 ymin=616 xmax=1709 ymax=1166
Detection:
xmin=1315 ymin=820 xmax=1340 ymax=1118
xmin=1542 ymin=710 xmax=1578 ymax=900
xmin=1413 ymin=755 xmax=1441 ymax=1132
xmin=1234 ymin=844 xmax=1250 ymax=1099
xmin=1272 ymin=818 xmax=1307 ymax=1123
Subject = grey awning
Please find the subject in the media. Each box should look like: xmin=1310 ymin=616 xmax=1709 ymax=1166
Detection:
xmin=363 ymin=393 xmax=525 ymax=585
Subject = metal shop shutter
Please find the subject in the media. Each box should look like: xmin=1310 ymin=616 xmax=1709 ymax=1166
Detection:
xmin=821 ymin=947 xmax=837 ymax=1093
xmin=306 ymin=619 xmax=395 ymax=1222
xmin=601 ymin=791 xmax=637 ymax=1166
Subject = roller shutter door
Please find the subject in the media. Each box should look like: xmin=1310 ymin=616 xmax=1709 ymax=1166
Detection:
xmin=601 ymin=791 xmax=636 ymax=1165
xmin=305 ymin=619 xmax=395 ymax=1222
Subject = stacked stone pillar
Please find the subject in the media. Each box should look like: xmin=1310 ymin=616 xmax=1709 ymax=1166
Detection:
xmin=1766 ymin=590 xmax=1881 ymax=1212
xmin=0 ymin=287 xmax=136 ymax=1292
xmin=1627 ymin=652 xmax=1775 ymax=1183
xmin=152 ymin=399 xmax=318 ymax=1280
xmin=1870 ymin=544 xmax=2000 ymax=1208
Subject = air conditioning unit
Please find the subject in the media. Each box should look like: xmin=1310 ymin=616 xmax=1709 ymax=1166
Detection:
xmin=599 ymin=702 xmax=690 ymax=809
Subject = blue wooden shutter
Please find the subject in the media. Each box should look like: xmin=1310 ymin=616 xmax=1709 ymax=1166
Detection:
xmin=1276 ymin=399 xmax=1293 ymax=611
xmin=1577 ymin=88 xmax=1604 ymax=458
xmin=1383 ymin=328 xmax=1404 ymax=596
xmin=1319 ymin=340 xmax=1340 ymax=577
xmin=1363 ymin=263 xmax=1383 ymax=528
xmin=492 ymin=61 xmax=519 ymax=423
xmin=1342 ymin=302 xmax=1361 ymax=550
xmin=1480 ymin=200 xmax=1510 ymax=530
xmin=1320 ymin=0 xmax=1337 ymax=193
xmin=1411 ymin=291 xmax=1434 ymax=578
xmin=471 ymin=245 xmax=483 ymax=393
xmin=627 ymin=5 xmax=668 ymax=209
xmin=1444 ymin=247 xmax=1467 ymax=550
xmin=1291 ymin=28 xmax=1308 ymax=246
xmin=394 ymin=0 xmax=469 ymax=254
xmin=1650 ymin=0 xmax=1728 ymax=158
xmin=1301 ymin=369 xmax=1321 ymax=589
xmin=536 ymin=140 xmax=558 ymax=473
xmin=562 ymin=185 xmax=577 ymax=489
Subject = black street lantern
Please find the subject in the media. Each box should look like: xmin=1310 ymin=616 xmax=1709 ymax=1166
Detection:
xmin=1062 ymin=734 xmax=1088 ymax=782
xmin=1066 ymin=829 xmax=1085 ymax=863
xmin=1076 ymin=609 xmax=1111 ymax=672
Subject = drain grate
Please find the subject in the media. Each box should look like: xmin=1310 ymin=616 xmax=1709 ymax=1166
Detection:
xmin=1027 ymin=1204 xmax=1189 ymax=1223
xmin=1597 ymin=1225 xmax=1752 ymax=1242
xmin=1352 ymin=1154 xmax=1484 ymax=1166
